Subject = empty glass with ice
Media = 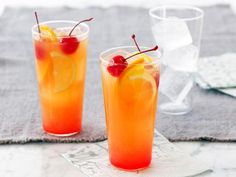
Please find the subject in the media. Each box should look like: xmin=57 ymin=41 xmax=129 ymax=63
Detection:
xmin=149 ymin=5 xmax=204 ymax=115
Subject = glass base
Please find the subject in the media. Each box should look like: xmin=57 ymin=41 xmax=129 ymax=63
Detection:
xmin=160 ymin=101 xmax=192 ymax=115
xmin=45 ymin=131 xmax=80 ymax=137
xmin=111 ymin=163 xmax=150 ymax=172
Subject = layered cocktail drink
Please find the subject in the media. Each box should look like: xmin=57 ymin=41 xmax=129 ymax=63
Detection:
xmin=100 ymin=35 xmax=160 ymax=170
xmin=32 ymin=15 xmax=92 ymax=136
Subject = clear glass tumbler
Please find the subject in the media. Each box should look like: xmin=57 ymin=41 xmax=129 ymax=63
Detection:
xmin=149 ymin=5 xmax=204 ymax=115
xmin=32 ymin=21 xmax=89 ymax=136
xmin=100 ymin=46 xmax=160 ymax=171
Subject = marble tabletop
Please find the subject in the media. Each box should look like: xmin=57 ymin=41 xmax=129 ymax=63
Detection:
xmin=1 ymin=141 xmax=236 ymax=177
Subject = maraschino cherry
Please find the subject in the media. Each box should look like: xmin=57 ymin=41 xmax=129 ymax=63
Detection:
xmin=107 ymin=34 xmax=158 ymax=77
xmin=107 ymin=55 xmax=128 ymax=77
xmin=60 ymin=18 xmax=93 ymax=54
xmin=35 ymin=40 xmax=45 ymax=60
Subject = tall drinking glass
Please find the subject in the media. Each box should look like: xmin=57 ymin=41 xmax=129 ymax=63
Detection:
xmin=149 ymin=5 xmax=204 ymax=115
xmin=100 ymin=46 xmax=160 ymax=170
xmin=32 ymin=21 xmax=89 ymax=136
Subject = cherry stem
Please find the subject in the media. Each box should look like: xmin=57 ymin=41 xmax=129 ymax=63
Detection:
xmin=34 ymin=11 xmax=41 ymax=33
xmin=125 ymin=46 xmax=158 ymax=60
xmin=131 ymin=34 xmax=141 ymax=52
xmin=69 ymin=18 xmax=93 ymax=36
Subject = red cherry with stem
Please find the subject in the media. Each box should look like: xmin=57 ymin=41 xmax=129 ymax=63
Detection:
xmin=107 ymin=55 xmax=128 ymax=77
xmin=60 ymin=18 xmax=93 ymax=54
xmin=60 ymin=36 xmax=79 ymax=54
xmin=107 ymin=45 xmax=158 ymax=77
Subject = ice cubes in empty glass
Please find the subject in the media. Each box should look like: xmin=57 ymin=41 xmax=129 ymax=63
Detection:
xmin=150 ymin=5 xmax=204 ymax=115
xmin=152 ymin=17 xmax=193 ymax=51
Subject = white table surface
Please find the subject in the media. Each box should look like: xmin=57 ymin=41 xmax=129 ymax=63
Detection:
xmin=0 ymin=1 xmax=236 ymax=177
xmin=1 ymin=141 xmax=236 ymax=177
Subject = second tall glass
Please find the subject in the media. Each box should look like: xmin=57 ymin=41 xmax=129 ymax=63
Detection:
xmin=100 ymin=46 xmax=160 ymax=171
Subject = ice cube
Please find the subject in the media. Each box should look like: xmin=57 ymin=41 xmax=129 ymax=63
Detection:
xmin=164 ymin=45 xmax=199 ymax=72
xmin=159 ymin=67 xmax=191 ymax=101
xmin=152 ymin=17 xmax=192 ymax=51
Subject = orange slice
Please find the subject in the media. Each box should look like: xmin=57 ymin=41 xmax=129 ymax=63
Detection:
xmin=40 ymin=25 xmax=57 ymax=42
xmin=36 ymin=58 xmax=51 ymax=83
xmin=50 ymin=52 xmax=75 ymax=92
xmin=127 ymin=53 xmax=153 ymax=65
xmin=118 ymin=57 xmax=157 ymax=104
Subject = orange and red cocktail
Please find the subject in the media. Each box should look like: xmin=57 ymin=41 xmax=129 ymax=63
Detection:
xmin=32 ymin=20 xmax=90 ymax=136
xmin=100 ymin=44 xmax=160 ymax=170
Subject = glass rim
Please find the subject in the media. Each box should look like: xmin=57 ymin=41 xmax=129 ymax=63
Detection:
xmin=100 ymin=46 xmax=161 ymax=66
xmin=149 ymin=5 xmax=204 ymax=21
xmin=32 ymin=20 xmax=89 ymax=38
